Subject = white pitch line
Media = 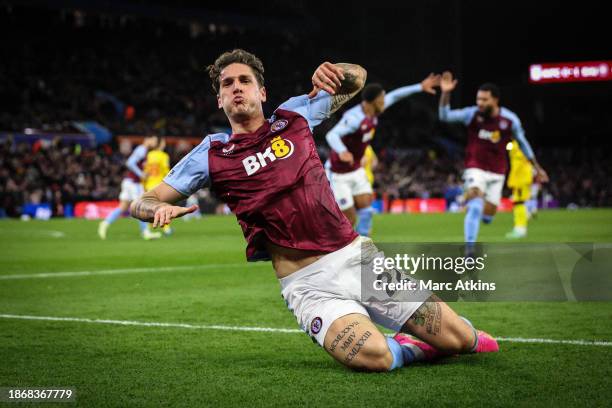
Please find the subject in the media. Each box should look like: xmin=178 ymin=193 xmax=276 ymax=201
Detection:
xmin=0 ymin=314 xmax=301 ymax=333
xmin=0 ymin=313 xmax=610 ymax=347
xmin=0 ymin=263 xmax=266 ymax=280
xmin=495 ymin=336 xmax=612 ymax=347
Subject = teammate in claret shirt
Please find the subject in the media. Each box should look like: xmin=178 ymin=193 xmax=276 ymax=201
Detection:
xmin=438 ymin=71 xmax=548 ymax=255
xmin=325 ymin=74 xmax=440 ymax=236
xmin=130 ymin=49 xmax=498 ymax=372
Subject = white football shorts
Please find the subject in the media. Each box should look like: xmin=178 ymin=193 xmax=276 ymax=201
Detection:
xmin=280 ymin=236 xmax=430 ymax=347
xmin=118 ymin=178 xmax=144 ymax=202
xmin=328 ymin=167 xmax=373 ymax=211
xmin=463 ymin=167 xmax=505 ymax=206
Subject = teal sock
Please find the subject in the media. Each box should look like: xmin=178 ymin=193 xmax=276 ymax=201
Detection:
xmin=105 ymin=208 xmax=122 ymax=224
xmin=464 ymin=197 xmax=484 ymax=243
xmin=386 ymin=337 xmax=405 ymax=370
xmin=356 ymin=207 xmax=374 ymax=236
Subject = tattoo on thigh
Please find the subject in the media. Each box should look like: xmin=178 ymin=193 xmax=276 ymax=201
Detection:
xmin=340 ymin=331 xmax=356 ymax=352
xmin=344 ymin=331 xmax=372 ymax=363
xmin=409 ymin=301 xmax=442 ymax=335
xmin=329 ymin=321 xmax=359 ymax=352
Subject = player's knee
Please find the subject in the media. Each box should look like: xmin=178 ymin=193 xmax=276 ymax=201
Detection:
xmin=349 ymin=337 xmax=393 ymax=372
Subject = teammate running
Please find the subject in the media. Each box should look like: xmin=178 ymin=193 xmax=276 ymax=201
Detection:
xmin=325 ymin=75 xmax=440 ymax=235
xmin=98 ymin=135 xmax=162 ymax=240
xmin=438 ymin=72 xmax=548 ymax=252
xmin=131 ymin=50 xmax=498 ymax=372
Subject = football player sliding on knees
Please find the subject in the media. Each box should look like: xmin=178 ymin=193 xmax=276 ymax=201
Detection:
xmin=131 ymin=49 xmax=498 ymax=372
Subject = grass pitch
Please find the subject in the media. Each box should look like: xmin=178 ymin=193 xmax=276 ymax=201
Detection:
xmin=1 ymin=209 xmax=611 ymax=407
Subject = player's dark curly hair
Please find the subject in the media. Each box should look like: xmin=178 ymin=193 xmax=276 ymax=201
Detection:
xmin=362 ymin=83 xmax=384 ymax=102
xmin=478 ymin=83 xmax=501 ymax=100
xmin=207 ymin=49 xmax=265 ymax=94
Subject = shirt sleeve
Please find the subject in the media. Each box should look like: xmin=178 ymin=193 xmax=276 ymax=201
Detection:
xmin=438 ymin=105 xmax=478 ymax=125
xmin=509 ymin=114 xmax=535 ymax=161
xmin=277 ymin=90 xmax=332 ymax=129
xmin=126 ymin=145 xmax=147 ymax=179
xmin=163 ymin=138 xmax=211 ymax=196
xmin=325 ymin=112 xmax=361 ymax=153
xmin=384 ymin=83 xmax=422 ymax=109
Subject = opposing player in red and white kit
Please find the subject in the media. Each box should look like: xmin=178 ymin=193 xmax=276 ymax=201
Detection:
xmin=325 ymin=75 xmax=440 ymax=235
xmin=131 ymin=50 xmax=498 ymax=372
xmin=438 ymin=71 xmax=548 ymax=254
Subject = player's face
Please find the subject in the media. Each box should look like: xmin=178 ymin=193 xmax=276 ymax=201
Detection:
xmin=217 ymin=63 xmax=266 ymax=123
xmin=476 ymin=90 xmax=498 ymax=117
xmin=372 ymin=92 xmax=386 ymax=115
xmin=144 ymin=136 xmax=159 ymax=149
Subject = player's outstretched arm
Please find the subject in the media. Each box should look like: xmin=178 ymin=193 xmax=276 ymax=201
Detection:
xmin=384 ymin=73 xmax=441 ymax=109
xmin=308 ymin=62 xmax=367 ymax=114
xmin=511 ymin=119 xmax=550 ymax=183
xmin=130 ymin=182 xmax=197 ymax=227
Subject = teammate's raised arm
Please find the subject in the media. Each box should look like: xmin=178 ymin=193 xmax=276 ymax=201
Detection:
xmin=384 ymin=73 xmax=440 ymax=109
xmin=438 ymin=71 xmax=477 ymax=124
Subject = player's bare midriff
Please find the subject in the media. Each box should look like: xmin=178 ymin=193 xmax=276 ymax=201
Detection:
xmin=266 ymin=240 xmax=326 ymax=278
xmin=266 ymin=238 xmax=359 ymax=279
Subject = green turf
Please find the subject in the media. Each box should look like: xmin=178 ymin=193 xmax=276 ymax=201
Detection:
xmin=1 ymin=209 xmax=611 ymax=407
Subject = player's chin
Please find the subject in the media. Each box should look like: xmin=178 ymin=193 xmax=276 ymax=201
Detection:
xmin=228 ymin=107 xmax=253 ymax=122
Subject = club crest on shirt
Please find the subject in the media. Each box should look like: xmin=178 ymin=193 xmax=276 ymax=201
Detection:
xmin=222 ymin=144 xmax=235 ymax=155
xmin=271 ymin=119 xmax=288 ymax=133
xmin=499 ymin=120 xmax=509 ymax=130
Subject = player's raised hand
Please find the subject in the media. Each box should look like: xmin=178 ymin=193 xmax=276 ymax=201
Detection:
xmin=339 ymin=151 xmax=354 ymax=166
xmin=308 ymin=62 xmax=345 ymax=97
xmin=440 ymin=71 xmax=458 ymax=93
xmin=153 ymin=204 xmax=198 ymax=228
xmin=421 ymin=73 xmax=441 ymax=94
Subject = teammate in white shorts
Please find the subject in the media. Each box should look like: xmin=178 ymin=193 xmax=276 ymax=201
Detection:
xmin=438 ymin=72 xmax=548 ymax=254
xmin=325 ymin=74 xmax=440 ymax=236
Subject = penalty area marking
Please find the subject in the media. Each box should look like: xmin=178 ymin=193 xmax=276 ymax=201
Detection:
xmin=0 ymin=313 xmax=611 ymax=347
xmin=0 ymin=263 xmax=267 ymax=280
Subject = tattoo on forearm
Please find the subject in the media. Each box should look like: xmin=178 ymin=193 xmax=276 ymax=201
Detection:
xmin=130 ymin=194 xmax=168 ymax=222
xmin=344 ymin=331 xmax=372 ymax=363
xmin=330 ymin=63 xmax=367 ymax=113
xmin=329 ymin=321 xmax=359 ymax=352
xmin=409 ymin=301 xmax=442 ymax=335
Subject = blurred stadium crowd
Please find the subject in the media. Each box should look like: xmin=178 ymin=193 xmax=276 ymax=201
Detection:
xmin=1 ymin=4 xmax=610 ymax=217
xmin=1 ymin=138 xmax=610 ymax=218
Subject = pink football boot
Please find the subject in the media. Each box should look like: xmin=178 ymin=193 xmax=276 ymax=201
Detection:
xmin=475 ymin=330 xmax=499 ymax=353
xmin=392 ymin=333 xmax=442 ymax=361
